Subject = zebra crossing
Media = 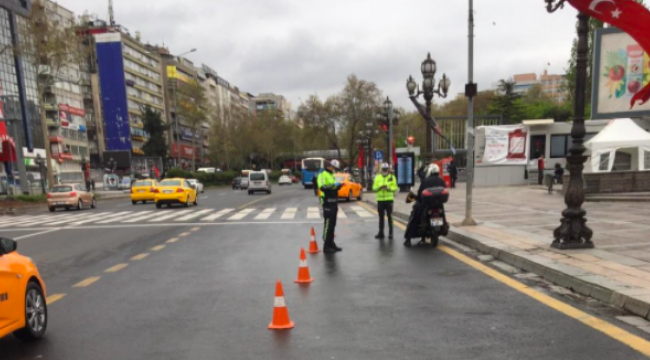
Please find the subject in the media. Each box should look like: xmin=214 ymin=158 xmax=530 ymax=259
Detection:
xmin=0 ymin=206 xmax=375 ymax=228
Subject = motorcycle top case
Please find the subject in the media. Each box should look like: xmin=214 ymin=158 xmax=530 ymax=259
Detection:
xmin=421 ymin=187 xmax=449 ymax=207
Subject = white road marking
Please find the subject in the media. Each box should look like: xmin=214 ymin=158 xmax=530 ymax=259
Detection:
xmin=200 ymin=196 xmax=209 ymax=200
xmin=254 ymin=208 xmax=276 ymax=220
xmin=43 ymin=213 xmax=99 ymax=225
xmin=14 ymin=229 xmax=61 ymax=240
xmin=281 ymin=207 xmax=297 ymax=220
xmin=63 ymin=212 xmax=116 ymax=226
xmin=351 ymin=205 xmax=374 ymax=218
xmin=338 ymin=209 xmax=347 ymax=218
xmin=201 ymin=209 xmax=234 ymax=221
xmin=148 ymin=209 xmax=193 ymax=222
xmin=228 ymin=208 xmax=255 ymax=220
xmin=2 ymin=215 xmax=65 ymax=227
xmin=123 ymin=211 xmax=164 ymax=223
xmin=307 ymin=207 xmax=321 ymax=219
xmin=95 ymin=211 xmax=151 ymax=224
xmin=176 ymin=209 xmax=213 ymax=221
xmin=71 ymin=211 xmax=133 ymax=225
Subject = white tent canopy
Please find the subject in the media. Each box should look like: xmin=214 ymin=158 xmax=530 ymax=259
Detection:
xmin=585 ymin=118 xmax=650 ymax=172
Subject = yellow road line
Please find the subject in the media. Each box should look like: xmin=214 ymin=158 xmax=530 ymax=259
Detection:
xmin=190 ymin=227 xmax=201 ymax=232
xmin=131 ymin=253 xmax=149 ymax=261
xmin=151 ymin=245 xmax=165 ymax=251
xmin=104 ymin=263 xmax=129 ymax=273
xmin=46 ymin=294 xmax=65 ymax=305
xmin=358 ymin=200 xmax=650 ymax=356
xmin=73 ymin=276 xmax=100 ymax=288
xmin=238 ymin=194 xmax=275 ymax=210
xmin=166 ymin=237 xmax=179 ymax=243
xmin=178 ymin=232 xmax=191 ymax=237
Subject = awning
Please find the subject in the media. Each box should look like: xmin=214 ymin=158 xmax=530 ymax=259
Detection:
xmin=522 ymin=119 xmax=554 ymax=126
xmin=0 ymin=134 xmax=17 ymax=162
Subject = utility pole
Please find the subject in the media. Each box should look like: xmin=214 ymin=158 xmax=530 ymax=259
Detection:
xmin=462 ymin=0 xmax=477 ymax=226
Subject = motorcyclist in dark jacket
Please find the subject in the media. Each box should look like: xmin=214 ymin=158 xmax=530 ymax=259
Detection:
xmin=404 ymin=164 xmax=447 ymax=247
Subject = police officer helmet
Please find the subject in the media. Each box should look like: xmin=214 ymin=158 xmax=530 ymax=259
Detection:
xmin=425 ymin=164 xmax=440 ymax=177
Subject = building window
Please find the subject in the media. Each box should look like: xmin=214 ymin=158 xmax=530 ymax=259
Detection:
xmin=550 ymin=135 xmax=569 ymax=158
xmin=599 ymin=152 xmax=610 ymax=171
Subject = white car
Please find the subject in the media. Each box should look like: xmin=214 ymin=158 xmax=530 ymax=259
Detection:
xmin=278 ymin=175 xmax=292 ymax=186
xmin=248 ymin=171 xmax=271 ymax=195
xmin=187 ymin=179 xmax=204 ymax=193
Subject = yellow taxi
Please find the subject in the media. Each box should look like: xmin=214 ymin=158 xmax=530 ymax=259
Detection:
xmin=154 ymin=178 xmax=199 ymax=208
xmin=131 ymin=179 xmax=159 ymax=205
xmin=0 ymin=237 xmax=48 ymax=341
xmin=335 ymin=173 xmax=363 ymax=202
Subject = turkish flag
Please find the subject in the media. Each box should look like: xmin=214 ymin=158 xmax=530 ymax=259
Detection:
xmin=567 ymin=0 xmax=650 ymax=107
xmin=358 ymin=144 xmax=364 ymax=168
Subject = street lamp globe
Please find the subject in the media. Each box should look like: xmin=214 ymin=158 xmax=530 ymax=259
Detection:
xmin=406 ymin=75 xmax=417 ymax=95
xmin=440 ymin=74 xmax=451 ymax=94
xmin=421 ymin=52 xmax=437 ymax=79
xmin=423 ymin=77 xmax=434 ymax=90
xmin=383 ymin=97 xmax=392 ymax=112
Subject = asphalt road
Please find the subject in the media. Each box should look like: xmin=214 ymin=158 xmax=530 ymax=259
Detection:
xmin=2 ymin=185 xmax=650 ymax=359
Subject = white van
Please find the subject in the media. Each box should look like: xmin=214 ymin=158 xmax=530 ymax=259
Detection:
xmin=197 ymin=167 xmax=217 ymax=173
xmin=248 ymin=171 xmax=271 ymax=195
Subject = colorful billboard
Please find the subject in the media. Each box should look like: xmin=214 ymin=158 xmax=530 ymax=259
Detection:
xmin=592 ymin=28 xmax=650 ymax=119
xmin=95 ymin=33 xmax=132 ymax=151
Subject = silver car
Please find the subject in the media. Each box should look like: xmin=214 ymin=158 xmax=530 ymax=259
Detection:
xmin=186 ymin=179 xmax=204 ymax=193
xmin=248 ymin=171 xmax=271 ymax=195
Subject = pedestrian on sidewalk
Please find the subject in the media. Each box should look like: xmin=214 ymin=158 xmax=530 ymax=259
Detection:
xmin=448 ymin=158 xmax=458 ymax=189
xmin=373 ymin=163 xmax=398 ymax=240
xmin=317 ymin=160 xmax=343 ymax=253
xmin=90 ymin=179 xmax=95 ymax=192
xmin=554 ymin=163 xmax=564 ymax=184
xmin=537 ymin=155 xmax=545 ymax=185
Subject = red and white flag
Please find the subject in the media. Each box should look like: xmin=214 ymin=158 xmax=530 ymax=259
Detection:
xmin=566 ymin=0 xmax=650 ymax=108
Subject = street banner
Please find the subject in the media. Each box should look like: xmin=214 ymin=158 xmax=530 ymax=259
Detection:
xmin=475 ymin=125 xmax=529 ymax=166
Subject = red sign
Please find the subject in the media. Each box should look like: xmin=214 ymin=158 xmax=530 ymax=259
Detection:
xmin=59 ymin=104 xmax=85 ymax=117
xmin=171 ymin=144 xmax=198 ymax=159
xmin=407 ymin=136 xmax=415 ymax=146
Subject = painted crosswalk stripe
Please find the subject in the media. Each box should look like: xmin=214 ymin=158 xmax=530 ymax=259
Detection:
xmin=255 ymin=208 xmax=276 ymax=220
xmin=201 ymin=208 xmax=234 ymax=221
xmin=176 ymin=209 xmax=213 ymax=221
xmin=6 ymin=215 xmax=66 ymax=227
xmin=72 ymin=211 xmax=133 ymax=225
xmin=0 ymin=215 xmax=55 ymax=225
xmin=351 ymin=205 xmax=374 ymax=218
xmin=148 ymin=210 xmax=193 ymax=222
xmin=228 ymin=208 xmax=255 ymax=220
xmin=281 ymin=208 xmax=297 ymax=220
xmin=307 ymin=207 xmax=321 ymax=219
xmin=123 ymin=211 xmax=164 ymax=223
xmin=62 ymin=212 xmax=114 ymax=226
xmin=95 ymin=211 xmax=150 ymax=224
xmin=337 ymin=209 xmax=347 ymax=218
xmin=43 ymin=213 xmax=99 ymax=225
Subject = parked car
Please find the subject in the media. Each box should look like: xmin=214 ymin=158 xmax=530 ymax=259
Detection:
xmin=291 ymin=176 xmax=299 ymax=184
xmin=186 ymin=179 xmax=204 ymax=193
xmin=240 ymin=178 xmax=250 ymax=190
xmin=154 ymin=178 xmax=198 ymax=208
xmin=131 ymin=179 xmax=159 ymax=204
xmin=278 ymin=175 xmax=292 ymax=186
xmin=47 ymin=183 xmax=97 ymax=212
xmin=232 ymin=177 xmax=242 ymax=190
xmin=0 ymin=237 xmax=48 ymax=341
xmin=248 ymin=171 xmax=271 ymax=195
xmin=335 ymin=173 xmax=363 ymax=202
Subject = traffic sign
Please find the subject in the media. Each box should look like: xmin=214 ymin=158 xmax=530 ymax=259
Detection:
xmin=374 ymin=150 xmax=384 ymax=161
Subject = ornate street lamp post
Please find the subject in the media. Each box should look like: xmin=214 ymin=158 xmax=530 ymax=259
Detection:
xmin=356 ymin=122 xmax=379 ymax=191
xmin=376 ymin=97 xmax=401 ymax=168
xmin=546 ymin=0 xmax=593 ymax=249
xmin=406 ymin=53 xmax=451 ymax=160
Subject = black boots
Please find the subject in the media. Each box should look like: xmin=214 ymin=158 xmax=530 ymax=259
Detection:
xmin=388 ymin=231 xmax=394 ymax=240
xmin=324 ymin=242 xmax=342 ymax=253
xmin=375 ymin=232 xmax=385 ymax=240
xmin=403 ymin=238 xmax=412 ymax=247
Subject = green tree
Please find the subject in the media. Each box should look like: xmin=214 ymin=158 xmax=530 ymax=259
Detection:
xmin=488 ymin=79 xmax=524 ymax=123
xmin=176 ymin=79 xmax=208 ymax=171
xmin=142 ymin=106 xmax=168 ymax=158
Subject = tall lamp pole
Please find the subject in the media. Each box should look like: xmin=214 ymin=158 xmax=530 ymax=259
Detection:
xmin=463 ymin=0 xmax=478 ymax=226
xmin=546 ymin=0 xmax=593 ymax=249
xmin=406 ymin=54 xmax=451 ymax=161
xmin=356 ymin=121 xmax=379 ymax=191
xmin=376 ymin=97 xmax=401 ymax=168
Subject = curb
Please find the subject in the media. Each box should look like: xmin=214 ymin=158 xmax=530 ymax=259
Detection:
xmin=363 ymin=198 xmax=650 ymax=320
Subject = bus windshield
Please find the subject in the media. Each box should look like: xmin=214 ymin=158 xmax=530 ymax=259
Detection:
xmin=302 ymin=159 xmax=323 ymax=171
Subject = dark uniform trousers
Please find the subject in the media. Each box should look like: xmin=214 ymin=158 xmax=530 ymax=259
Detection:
xmin=377 ymin=201 xmax=394 ymax=234
xmin=322 ymin=200 xmax=338 ymax=245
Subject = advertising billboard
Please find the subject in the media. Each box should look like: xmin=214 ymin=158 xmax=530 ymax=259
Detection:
xmin=475 ymin=125 xmax=529 ymax=166
xmin=592 ymin=28 xmax=650 ymax=119
xmin=95 ymin=33 xmax=132 ymax=151
xmin=396 ymin=152 xmax=415 ymax=187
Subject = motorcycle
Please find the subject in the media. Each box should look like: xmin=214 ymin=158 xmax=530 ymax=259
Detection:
xmin=406 ymin=187 xmax=449 ymax=247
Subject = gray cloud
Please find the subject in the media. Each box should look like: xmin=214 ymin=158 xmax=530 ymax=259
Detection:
xmin=63 ymin=0 xmax=580 ymax=109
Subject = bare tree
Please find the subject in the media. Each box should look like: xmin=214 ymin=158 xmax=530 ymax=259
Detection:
xmin=176 ymin=78 xmax=207 ymax=171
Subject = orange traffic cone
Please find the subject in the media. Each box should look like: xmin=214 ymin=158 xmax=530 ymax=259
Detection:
xmin=294 ymin=247 xmax=314 ymax=284
xmin=268 ymin=280 xmax=294 ymax=330
xmin=308 ymin=227 xmax=320 ymax=254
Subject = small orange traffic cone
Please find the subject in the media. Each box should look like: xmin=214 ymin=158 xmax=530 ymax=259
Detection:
xmin=268 ymin=280 xmax=294 ymax=330
xmin=308 ymin=227 xmax=320 ymax=254
xmin=294 ymin=247 xmax=314 ymax=284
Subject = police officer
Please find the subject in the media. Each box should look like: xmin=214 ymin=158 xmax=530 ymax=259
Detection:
xmin=317 ymin=160 xmax=343 ymax=253
xmin=373 ymin=163 xmax=398 ymax=240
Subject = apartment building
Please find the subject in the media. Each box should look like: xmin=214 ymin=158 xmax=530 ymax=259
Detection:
xmin=250 ymin=92 xmax=292 ymax=120
xmin=510 ymin=70 xmax=568 ymax=103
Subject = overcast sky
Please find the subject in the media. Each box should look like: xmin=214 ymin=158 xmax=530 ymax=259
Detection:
xmin=62 ymin=0 xmax=579 ymax=109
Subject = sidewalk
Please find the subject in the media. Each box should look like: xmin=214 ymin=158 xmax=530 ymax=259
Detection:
xmin=364 ymin=184 xmax=650 ymax=319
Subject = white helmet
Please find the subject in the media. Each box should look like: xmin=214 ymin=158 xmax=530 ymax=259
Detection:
xmin=381 ymin=162 xmax=390 ymax=170
xmin=425 ymin=164 xmax=440 ymax=178
xmin=329 ymin=160 xmax=341 ymax=169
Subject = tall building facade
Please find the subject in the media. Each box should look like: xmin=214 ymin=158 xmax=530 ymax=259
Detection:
xmin=510 ymin=71 xmax=568 ymax=103
xmin=250 ymin=92 xmax=292 ymax=119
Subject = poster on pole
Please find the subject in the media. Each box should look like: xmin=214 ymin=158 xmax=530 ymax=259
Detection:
xmin=396 ymin=152 xmax=415 ymax=187
xmin=475 ymin=125 xmax=529 ymax=166
xmin=592 ymin=28 xmax=650 ymax=119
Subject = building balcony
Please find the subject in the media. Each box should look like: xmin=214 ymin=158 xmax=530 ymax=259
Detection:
xmin=46 ymin=119 xmax=58 ymax=128
xmin=131 ymin=135 xmax=146 ymax=142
